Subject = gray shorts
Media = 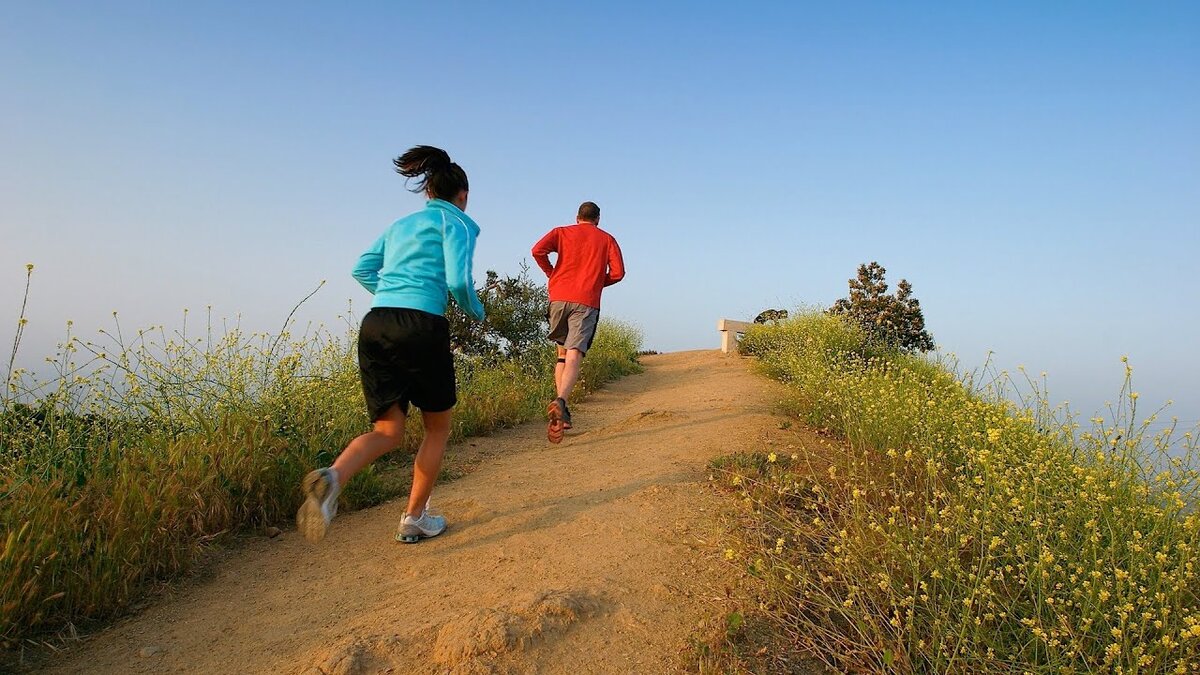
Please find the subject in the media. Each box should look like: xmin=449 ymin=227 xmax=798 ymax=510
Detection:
xmin=547 ymin=301 xmax=600 ymax=354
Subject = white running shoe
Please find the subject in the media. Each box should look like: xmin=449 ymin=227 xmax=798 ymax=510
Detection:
xmin=396 ymin=510 xmax=446 ymax=543
xmin=296 ymin=468 xmax=340 ymax=543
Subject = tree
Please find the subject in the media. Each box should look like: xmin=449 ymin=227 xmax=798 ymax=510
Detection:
xmin=828 ymin=262 xmax=934 ymax=353
xmin=445 ymin=263 xmax=550 ymax=361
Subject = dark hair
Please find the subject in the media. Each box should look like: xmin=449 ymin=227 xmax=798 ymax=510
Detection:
xmin=393 ymin=145 xmax=469 ymax=201
xmin=577 ymin=201 xmax=600 ymax=222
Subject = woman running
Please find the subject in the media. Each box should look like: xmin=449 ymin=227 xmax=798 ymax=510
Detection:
xmin=297 ymin=145 xmax=485 ymax=544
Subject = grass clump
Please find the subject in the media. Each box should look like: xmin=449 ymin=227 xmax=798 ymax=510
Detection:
xmin=719 ymin=312 xmax=1200 ymax=673
xmin=579 ymin=320 xmax=645 ymax=389
xmin=0 ymin=294 xmax=642 ymax=647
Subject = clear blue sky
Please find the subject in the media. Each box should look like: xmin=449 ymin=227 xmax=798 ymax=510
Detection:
xmin=2 ymin=2 xmax=1197 ymax=428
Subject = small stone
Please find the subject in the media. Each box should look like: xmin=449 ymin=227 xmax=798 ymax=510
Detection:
xmin=265 ymin=526 xmax=282 ymax=538
xmin=138 ymin=645 xmax=162 ymax=658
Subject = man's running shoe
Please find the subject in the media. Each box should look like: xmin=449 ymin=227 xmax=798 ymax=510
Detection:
xmin=547 ymin=398 xmax=566 ymax=444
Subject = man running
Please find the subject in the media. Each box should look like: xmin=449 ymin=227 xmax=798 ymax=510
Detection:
xmin=531 ymin=201 xmax=625 ymax=443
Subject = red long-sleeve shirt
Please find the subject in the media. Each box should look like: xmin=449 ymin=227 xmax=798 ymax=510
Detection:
xmin=531 ymin=221 xmax=625 ymax=309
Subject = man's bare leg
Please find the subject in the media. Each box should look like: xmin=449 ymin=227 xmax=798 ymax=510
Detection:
xmin=554 ymin=344 xmax=566 ymax=394
xmin=557 ymin=348 xmax=583 ymax=402
xmin=547 ymin=345 xmax=583 ymax=442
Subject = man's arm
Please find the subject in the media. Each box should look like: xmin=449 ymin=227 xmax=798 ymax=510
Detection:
xmin=531 ymin=229 xmax=559 ymax=278
xmin=351 ymin=235 xmax=385 ymax=294
xmin=603 ymin=237 xmax=625 ymax=287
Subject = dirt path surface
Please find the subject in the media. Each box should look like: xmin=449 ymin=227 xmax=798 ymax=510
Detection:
xmin=43 ymin=351 xmax=786 ymax=674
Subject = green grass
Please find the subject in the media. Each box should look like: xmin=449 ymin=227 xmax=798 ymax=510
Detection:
xmin=716 ymin=312 xmax=1200 ymax=673
xmin=0 ymin=314 xmax=642 ymax=647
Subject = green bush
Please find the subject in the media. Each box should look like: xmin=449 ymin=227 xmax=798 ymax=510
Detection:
xmin=578 ymin=320 xmax=645 ymax=392
xmin=446 ymin=265 xmax=550 ymax=362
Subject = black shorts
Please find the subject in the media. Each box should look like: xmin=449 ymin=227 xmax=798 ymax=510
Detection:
xmin=358 ymin=307 xmax=456 ymax=421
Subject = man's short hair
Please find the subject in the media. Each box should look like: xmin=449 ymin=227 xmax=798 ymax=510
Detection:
xmin=577 ymin=201 xmax=600 ymax=223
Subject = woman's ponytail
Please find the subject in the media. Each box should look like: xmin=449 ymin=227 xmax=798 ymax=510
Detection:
xmin=393 ymin=145 xmax=469 ymax=201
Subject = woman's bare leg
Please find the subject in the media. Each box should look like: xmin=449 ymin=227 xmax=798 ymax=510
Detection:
xmin=406 ymin=409 xmax=452 ymax=516
xmin=332 ymin=403 xmax=407 ymax=484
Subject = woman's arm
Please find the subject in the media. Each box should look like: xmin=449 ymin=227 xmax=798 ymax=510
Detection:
xmin=352 ymin=235 xmax=385 ymax=294
xmin=443 ymin=214 xmax=486 ymax=321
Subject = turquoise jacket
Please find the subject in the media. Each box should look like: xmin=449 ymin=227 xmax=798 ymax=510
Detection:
xmin=352 ymin=198 xmax=486 ymax=321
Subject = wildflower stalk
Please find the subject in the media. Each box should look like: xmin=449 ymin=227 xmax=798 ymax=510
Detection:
xmin=5 ymin=264 xmax=34 ymax=403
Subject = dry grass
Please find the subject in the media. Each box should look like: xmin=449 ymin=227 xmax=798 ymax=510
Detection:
xmin=1 ymin=300 xmax=642 ymax=649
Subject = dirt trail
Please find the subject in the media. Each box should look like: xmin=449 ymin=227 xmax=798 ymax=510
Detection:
xmin=44 ymin=351 xmax=788 ymax=674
